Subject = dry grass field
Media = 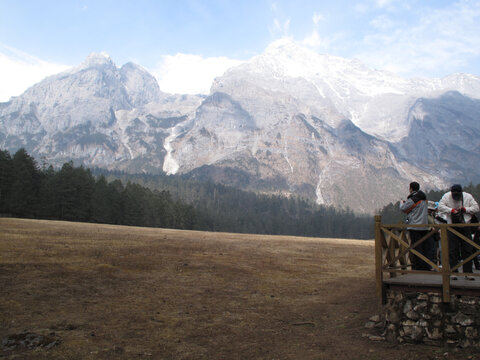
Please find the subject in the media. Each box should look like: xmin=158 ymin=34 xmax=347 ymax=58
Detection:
xmin=0 ymin=218 xmax=478 ymax=360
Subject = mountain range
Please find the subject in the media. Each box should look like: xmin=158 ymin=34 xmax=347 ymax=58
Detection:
xmin=1 ymin=39 xmax=480 ymax=213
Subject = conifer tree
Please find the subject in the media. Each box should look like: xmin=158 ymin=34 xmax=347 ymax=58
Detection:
xmin=0 ymin=149 xmax=13 ymax=214
xmin=10 ymin=149 xmax=40 ymax=217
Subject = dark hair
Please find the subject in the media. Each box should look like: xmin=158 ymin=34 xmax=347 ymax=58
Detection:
xmin=451 ymin=184 xmax=462 ymax=193
xmin=410 ymin=182 xmax=420 ymax=192
xmin=451 ymin=184 xmax=463 ymax=201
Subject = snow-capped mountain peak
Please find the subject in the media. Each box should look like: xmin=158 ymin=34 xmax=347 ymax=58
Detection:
xmin=215 ymin=39 xmax=415 ymax=137
xmin=78 ymin=52 xmax=114 ymax=69
xmin=259 ymin=38 xmax=401 ymax=92
xmin=2 ymin=41 xmax=480 ymax=213
xmin=221 ymin=39 xmax=480 ymax=141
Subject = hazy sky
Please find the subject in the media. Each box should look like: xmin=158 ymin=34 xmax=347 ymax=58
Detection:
xmin=1 ymin=0 xmax=480 ymax=101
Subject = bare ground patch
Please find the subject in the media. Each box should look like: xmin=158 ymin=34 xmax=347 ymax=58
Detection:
xmin=1 ymin=218 xmax=479 ymax=359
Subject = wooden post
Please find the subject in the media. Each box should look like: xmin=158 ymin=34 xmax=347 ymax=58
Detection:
xmin=375 ymin=215 xmax=384 ymax=303
xmin=440 ymin=224 xmax=451 ymax=303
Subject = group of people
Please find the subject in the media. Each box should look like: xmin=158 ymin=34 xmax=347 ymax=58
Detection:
xmin=400 ymin=182 xmax=480 ymax=280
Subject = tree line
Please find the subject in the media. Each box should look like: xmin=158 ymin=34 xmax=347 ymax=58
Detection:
xmin=0 ymin=148 xmax=374 ymax=239
xmin=0 ymin=149 xmax=195 ymax=229
xmin=92 ymin=169 xmax=374 ymax=239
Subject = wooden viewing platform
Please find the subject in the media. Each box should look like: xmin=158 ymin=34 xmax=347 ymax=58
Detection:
xmin=375 ymin=215 xmax=480 ymax=303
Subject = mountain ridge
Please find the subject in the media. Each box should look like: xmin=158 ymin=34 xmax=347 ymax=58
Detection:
xmin=1 ymin=40 xmax=480 ymax=213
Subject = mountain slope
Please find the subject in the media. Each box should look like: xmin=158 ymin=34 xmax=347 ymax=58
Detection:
xmin=166 ymin=40 xmax=480 ymax=211
xmin=0 ymin=53 xmax=204 ymax=172
xmin=1 ymin=41 xmax=480 ymax=212
xmin=393 ymin=91 xmax=480 ymax=184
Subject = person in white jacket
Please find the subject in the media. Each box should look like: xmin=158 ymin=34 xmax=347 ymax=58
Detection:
xmin=438 ymin=184 xmax=479 ymax=280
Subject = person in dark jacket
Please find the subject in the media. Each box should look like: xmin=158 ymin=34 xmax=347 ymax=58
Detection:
xmin=400 ymin=182 xmax=432 ymax=270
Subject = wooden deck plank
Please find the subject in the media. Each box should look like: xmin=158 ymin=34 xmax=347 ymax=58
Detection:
xmin=384 ymin=273 xmax=480 ymax=297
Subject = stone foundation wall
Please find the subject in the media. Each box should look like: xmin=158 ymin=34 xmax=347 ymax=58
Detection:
xmin=365 ymin=290 xmax=480 ymax=348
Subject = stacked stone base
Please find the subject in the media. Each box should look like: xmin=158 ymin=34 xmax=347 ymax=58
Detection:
xmin=365 ymin=290 xmax=480 ymax=348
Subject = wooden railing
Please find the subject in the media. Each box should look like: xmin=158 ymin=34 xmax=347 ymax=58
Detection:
xmin=375 ymin=215 xmax=480 ymax=303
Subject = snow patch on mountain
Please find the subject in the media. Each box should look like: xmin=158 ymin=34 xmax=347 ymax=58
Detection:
xmin=216 ymin=38 xmax=480 ymax=142
xmin=163 ymin=124 xmax=184 ymax=175
xmin=78 ymin=52 xmax=113 ymax=69
xmin=2 ymin=44 xmax=480 ymax=212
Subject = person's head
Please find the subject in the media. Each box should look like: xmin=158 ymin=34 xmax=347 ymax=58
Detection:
xmin=409 ymin=182 xmax=420 ymax=192
xmin=451 ymin=184 xmax=463 ymax=201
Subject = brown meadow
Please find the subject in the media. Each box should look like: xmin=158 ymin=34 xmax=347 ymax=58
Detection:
xmin=0 ymin=218 xmax=477 ymax=359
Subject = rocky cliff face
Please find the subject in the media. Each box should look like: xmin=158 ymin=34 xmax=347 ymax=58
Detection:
xmin=0 ymin=53 xmax=204 ymax=172
xmin=1 ymin=41 xmax=480 ymax=213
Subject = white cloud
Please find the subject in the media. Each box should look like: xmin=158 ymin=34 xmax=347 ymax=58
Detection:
xmin=369 ymin=14 xmax=395 ymax=31
xmin=0 ymin=45 xmax=70 ymax=102
xmin=269 ymin=3 xmax=294 ymax=42
xmin=302 ymin=31 xmax=331 ymax=52
xmin=301 ymin=11 xmax=329 ymax=51
xmin=301 ymin=10 xmax=345 ymax=54
xmin=375 ymin=0 xmax=393 ymax=7
xmin=152 ymin=54 xmax=243 ymax=95
xmin=0 ymin=45 xmax=243 ymax=100
xmin=269 ymin=17 xmax=291 ymax=38
xmin=312 ymin=12 xmax=325 ymax=25
xmin=355 ymin=1 xmax=480 ymax=77
xmin=356 ymin=0 xmax=412 ymax=15
xmin=354 ymin=3 xmax=369 ymax=14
